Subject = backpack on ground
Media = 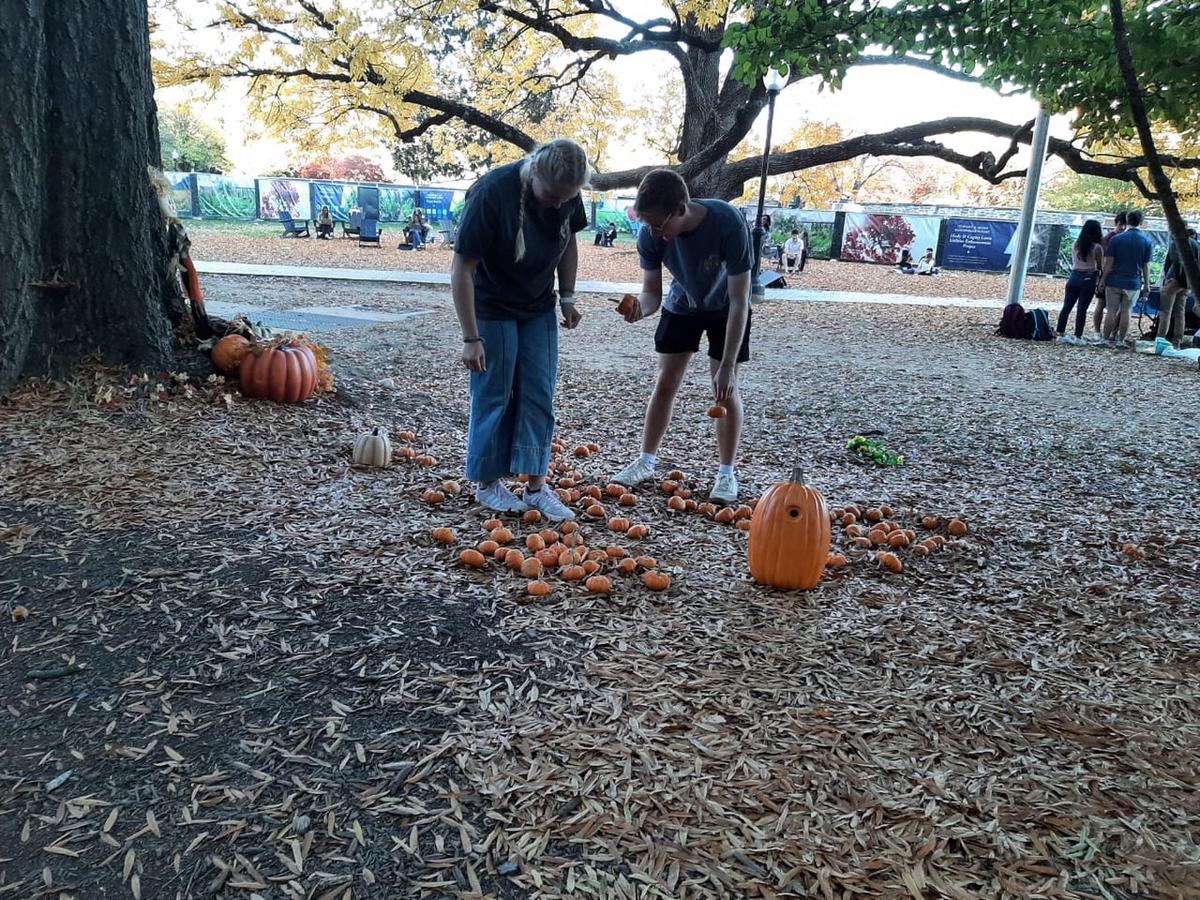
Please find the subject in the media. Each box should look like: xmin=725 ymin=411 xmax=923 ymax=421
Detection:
xmin=997 ymin=303 xmax=1032 ymax=339
xmin=1029 ymin=308 xmax=1054 ymax=341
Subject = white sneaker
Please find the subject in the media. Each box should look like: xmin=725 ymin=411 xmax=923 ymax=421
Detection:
xmin=476 ymin=481 xmax=526 ymax=513
xmin=710 ymin=471 xmax=738 ymax=505
xmin=1057 ymin=334 xmax=1072 ymax=345
xmin=610 ymin=458 xmax=656 ymax=487
xmin=522 ymin=487 xmax=576 ymax=521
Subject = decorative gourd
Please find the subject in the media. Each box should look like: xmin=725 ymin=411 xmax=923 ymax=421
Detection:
xmin=562 ymin=565 xmax=586 ymax=581
xmin=239 ymin=341 xmax=318 ymax=404
xmin=617 ymin=558 xmax=638 ymax=575
xmin=490 ymin=527 xmax=514 ymax=544
xmin=642 ymin=571 xmax=671 ymax=591
xmin=626 ymin=524 xmax=649 ymax=539
xmin=520 ymin=558 xmax=544 ymax=578
xmin=421 ymin=489 xmax=446 ymax=505
xmin=948 ymin=519 xmax=969 ymax=537
xmin=714 ymin=508 xmax=735 ymax=524
xmin=747 ymin=468 xmax=831 ymax=591
xmin=352 ymin=427 xmax=392 ymax=468
xmin=459 ymin=549 xmax=486 ymax=568
xmin=431 ymin=527 xmax=456 ymax=544
xmin=608 ymin=517 xmax=630 ymax=532
xmin=504 ymin=549 xmax=525 ymax=570
xmin=212 ymin=334 xmax=253 ymax=375
xmin=442 ymin=480 xmax=461 ymax=495
xmin=522 ymin=509 xmax=543 ymax=524
xmin=585 ymin=575 xmax=611 ymax=593
xmin=706 ymin=405 xmax=727 ymax=419
xmin=478 ymin=540 xmax=500 ymax=556
xmin=526 ymin=534 xmax=546 ymax=552
xmin=618 ymin=493 xmax=637 ymax=507
xmin=527 ymin=581 xmax=551 ymax=597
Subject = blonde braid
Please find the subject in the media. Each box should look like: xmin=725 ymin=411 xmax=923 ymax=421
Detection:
xmin=513 ymin=139 xmax=591 ymax=263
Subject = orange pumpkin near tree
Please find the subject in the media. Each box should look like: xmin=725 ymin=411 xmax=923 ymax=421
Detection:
xmin=211 ymin=334 xmax=253 ymax=375
xmin=748 ymin=469 xmax=831 ymax=590
xmin=239 ymin=340 xmax=318 ymax=404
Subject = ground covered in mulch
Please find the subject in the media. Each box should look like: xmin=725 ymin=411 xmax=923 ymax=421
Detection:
xmin=2 ymin=277 xmax=1198 ymax=899
xmin=188 ymin=221 xmax=1068 ymax=305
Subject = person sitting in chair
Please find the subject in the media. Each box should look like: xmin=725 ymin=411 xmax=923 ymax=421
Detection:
xmin=783 ymin=230 xmax=804 ymax=273
xmin=602 ymin=222 xmax=618 ymax=247
xmin=316 ymin=205 xmax=334 ymax=239
xmin=916 ymin=248 xmax=939 ymax=275
xmin=405 ymin=208 xmax=430 ymax=250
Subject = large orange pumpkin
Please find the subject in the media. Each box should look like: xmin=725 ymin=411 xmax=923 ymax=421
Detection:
xmin=211 ymin=334 xmax=253 ymax=375
xmin=748 ymin=469 xmax=831 ymax=590
xmin=239 ymin=342 xmax=318 ymax=404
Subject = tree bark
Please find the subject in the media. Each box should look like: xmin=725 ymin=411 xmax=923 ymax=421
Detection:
xmin=0 ymin=0 xmax=174 ymax=396
xmin=1107 ymin=0 xmax=1200 ymax=298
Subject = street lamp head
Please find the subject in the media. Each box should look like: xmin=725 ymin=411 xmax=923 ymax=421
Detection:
xmin=763 ymin=64 xmax=789 ymax=94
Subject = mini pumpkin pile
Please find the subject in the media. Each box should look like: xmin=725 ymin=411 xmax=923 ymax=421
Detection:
xmin=211 ymin=333 xmax=333 ymax=404
xmin=661 ymin=472 xmax=755 ymax=529
xmin=828 ymin=503 xmax=971 ymax=575
xmin=436 ymin=516 xmax=669 ymax=600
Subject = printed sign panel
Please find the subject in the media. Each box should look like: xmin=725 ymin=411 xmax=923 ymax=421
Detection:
xmin=196 ymin=174 xmax=256 ymax=218
xmin=840 ymin=213 xmax=940 ymax=263
xmin=943 ymin=219 xmax=1018 ymax=271
xmin=257 ymin=178 xmax=311 ymax=220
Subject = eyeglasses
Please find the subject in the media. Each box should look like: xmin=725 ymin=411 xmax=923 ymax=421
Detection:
xmin=647 ymin=211 xmax=676 ymax=235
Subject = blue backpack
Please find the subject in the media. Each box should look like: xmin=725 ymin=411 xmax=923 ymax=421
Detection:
xmin=1029 ymin=308 xmax=1053 ymax=341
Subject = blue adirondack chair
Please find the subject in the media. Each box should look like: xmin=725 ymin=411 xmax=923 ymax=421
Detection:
xmin=358 ymin=216 xmax=382 ymax=247
xmin=341 ymin=210 xmax=362 ymax=238
xmin=279 ymin=211 xmax=310 ymax=237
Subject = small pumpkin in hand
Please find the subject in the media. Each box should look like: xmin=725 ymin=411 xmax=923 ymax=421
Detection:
xmin=748 ymin=468 xmax=831 ymax=591
xmin=352 ymin=427 xmax=392 ymax=468
xmin=707 ymin=405 xmax=727 ymax=419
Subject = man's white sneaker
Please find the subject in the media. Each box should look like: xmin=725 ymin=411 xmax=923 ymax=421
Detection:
xmin=476 ymin=481 xmax=526 ymax=513
xmin=523 ymin=487 xmax=576 ymax=522
xmin=710 ymin=471 xmax=738 ymax=505
xmin=610 ymin=458 xmax=656 ymax=487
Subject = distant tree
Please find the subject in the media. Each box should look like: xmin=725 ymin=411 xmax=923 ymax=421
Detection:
xmin=158 ymin=106 xmax=229 ymax=172
xmin=296 ymin=155 xmax=385 ymax=182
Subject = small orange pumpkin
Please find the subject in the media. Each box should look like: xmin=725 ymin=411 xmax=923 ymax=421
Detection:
xmin=608 ymin=517 xmax=630 ymax=532
xmin=490 ymin=527 xmax=514 ymax=544
xmin=585 ymin=575 xmax=611 ymax=593
xmin=661 ymin=480 xmax=679 ymax=495
xmin=520 ymin=558 xmax=544 ymax=578
xmin=697 ymin=502 xmax=717 ymax=518
xmin=667 ymin=496 xmax=687 ymax=512
xmin=459 ymin=549 xmax=486 ymax=569
xmin=619 ymin=493 xmax=637 ymax=507
xmin=605 ymin=483 xmax=625 ymax=498
xmin=668 ymin=469 xmax=686 ymax=481
xmin=617 ymin=558 xmax=638 ymax=574
xmin=561 ymin=565 xmax=586 ymax=581
xmin=921 ymin=515 xmax=941 ymax=530
xmin=522 ymin=509 xmax=543 ymax=524
xmin=421 ymin=489 xmax=446 ymax=505
xmin=582 ymin=560 xmax=601 ymax=575
xmin=431 ymin=527 xmax=456 ymax=544
xmin=442 ymin=480 xmax=462 ymax=495
xmin=526 ymin=534 xmax=546 ymax=552
xmin=887 ymin=531 xmax=910 ymax=548
xmin=707 ymin=405 xmax=727 ymax=419
xmin=635 ymin=556 xmax=657 ymax=569
xmin=642 ymin=571 xmax=671 ymax=591
xmin=478 ymin=539 xmax=499 ymax=555
xmin=748 ymin=469 xmax=831 ymax=591
xmin=585 ymin=505 xmax=605 ymax=518
xmin=714 ymin=508 xmax=735 ymax=524
xmin=626 ymin=524 xmax=649 ymax=539
xmin=948 ymin=519 xmax=968 ymax=537
xmin=211 ymin=334 xmax=253 ymax=375
xmin=584 ymin=486 xmax=603 ymax=500
xmin=493 ymin=545 xmax=510 ymax=561
xmin=526 ymin=580 xmax=551 ymax=597
xmin=826 ymin=554 xmax=848 ymax=568
xmin=683 ymin=499 xmax=698 ymax=511
xmin=877 ymin=551 xmax=903 ymax=573
xmin=504 ymin=549 xmax=525 ymax=570
xmin=413 ymin=455 xmax=437 ymax=467
xmin=536 ymin=548 xmax=560 ymax=568
xmin=561 ymin=521 xmax=579 ymax=534
xmin=605 ymin=545 xmax=627 ymax=559
xmin=482 ymin=518 xmax=503 ymax=532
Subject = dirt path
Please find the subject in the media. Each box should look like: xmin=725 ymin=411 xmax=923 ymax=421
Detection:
xmin=2 ymin=276 xmax=1196 ymax=898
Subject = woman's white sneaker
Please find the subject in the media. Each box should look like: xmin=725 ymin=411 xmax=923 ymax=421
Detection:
xmin=476 ymin=481 xmax=526 ymax=513
xmin=523 ymin=487 xmax=576 ymax=521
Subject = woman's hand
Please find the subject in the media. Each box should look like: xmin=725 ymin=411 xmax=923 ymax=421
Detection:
xmin=560 ymin=303 xmax=582 ymax=329
xmin=462 ymin=341 xmax=486 ymax=372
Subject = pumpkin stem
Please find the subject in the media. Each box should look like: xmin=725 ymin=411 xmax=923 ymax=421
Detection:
xmin=790 ymin=467 xmax=806 ymax=485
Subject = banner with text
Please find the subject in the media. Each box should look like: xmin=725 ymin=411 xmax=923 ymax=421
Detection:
xmin=943 ymin=219 xmax=1017 ymax=271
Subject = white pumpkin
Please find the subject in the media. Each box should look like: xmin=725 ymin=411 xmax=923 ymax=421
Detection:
xmin=352 ymin=427 xmax=392 ymax=468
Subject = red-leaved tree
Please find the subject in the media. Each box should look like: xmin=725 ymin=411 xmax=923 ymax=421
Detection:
xmin=296 ymin=155 xmax=385 ymax=182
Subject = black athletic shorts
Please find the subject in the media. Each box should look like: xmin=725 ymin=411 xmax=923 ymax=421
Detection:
xmin=655 ymin=307 xmax=751 ymax=363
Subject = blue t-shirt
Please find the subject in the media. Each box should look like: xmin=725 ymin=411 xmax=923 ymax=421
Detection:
xmin=455 ymin=161 xmax=588 ymax=320
xmin=1104 ymin=228 xmax=1154 ymax=291
xmin=637 ymin=200 xmax=753 ymax=315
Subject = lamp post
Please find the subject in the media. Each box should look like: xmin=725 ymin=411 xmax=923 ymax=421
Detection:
xmin=752 ymin=65 xmax=788 ymax=300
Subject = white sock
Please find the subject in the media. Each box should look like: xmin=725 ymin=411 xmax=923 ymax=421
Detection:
xmin=639 ymin=452 xmax=658 ymax=467
xmin=478 ymin=480 xmax=497 ymax=492
xmin=718 ymin=464 xmax=735 ymax=477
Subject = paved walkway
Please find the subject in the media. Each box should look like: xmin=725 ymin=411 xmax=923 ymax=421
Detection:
xmin=195 ymin=260 xmax=1008 ymax=310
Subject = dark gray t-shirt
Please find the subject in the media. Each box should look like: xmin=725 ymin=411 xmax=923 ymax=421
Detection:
xmin=637 ymin=199 xmax=753 ymax=315
xmin=455 ymin=161 xmax=588 ymax=321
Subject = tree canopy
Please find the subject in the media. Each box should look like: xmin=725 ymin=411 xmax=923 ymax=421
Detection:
xmin=296 ymin=154 xmax=386 ymax=181
xmin=158 ymin=105 xmax=230 ymax=172
xmin=153 ymin=0 xmax=1200 ymax=201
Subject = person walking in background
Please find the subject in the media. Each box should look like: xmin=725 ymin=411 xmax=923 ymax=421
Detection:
xmin=1097 ymin=209 xmax=1153 ymax=347
xmin=451 ymin=139 xmax=591 ymax=519
xmin=1092 ymin=211 xmax=1128 ymax=337
xmin=1157 ymin=227 xmax=1200 ymax=349
xmin=1056 ymin=219 xmax=1103 ymax=345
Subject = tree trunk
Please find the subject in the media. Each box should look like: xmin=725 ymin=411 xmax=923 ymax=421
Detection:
xmin=1107 ymin=0 xmax=1200 ymax=300
xmin=0 ymin=0 xmax=174 ymax=396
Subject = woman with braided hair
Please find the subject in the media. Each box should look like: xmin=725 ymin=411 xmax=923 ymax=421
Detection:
xmin=451 ymin=139 xmax=591 ymax=519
